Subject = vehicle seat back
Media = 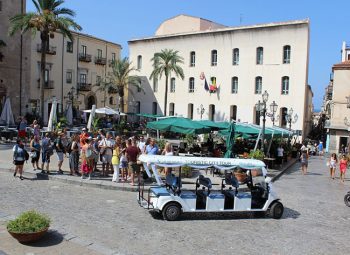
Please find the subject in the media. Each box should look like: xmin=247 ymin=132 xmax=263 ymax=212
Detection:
xmin=165 ymin=174 xmax=182 ymax=195
xmin=197 ymin=175 xmax=212 ymax=189
xmin=225 ymin=173 xmax=239 ymax=189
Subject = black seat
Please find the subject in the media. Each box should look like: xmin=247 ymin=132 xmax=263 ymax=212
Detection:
xmin=221 ymin=172 xmax=239 ymax=195
xmin=197 ymin=175 xmax=212 ymax=189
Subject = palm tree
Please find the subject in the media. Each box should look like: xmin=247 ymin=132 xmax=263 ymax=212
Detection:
xmin=150 ymin=49 xmax=184 ymax=116
xmin=99 ymin=57 xmax=142 ymax=113
xmin=8 ymin=0 xmax=81 ymax=122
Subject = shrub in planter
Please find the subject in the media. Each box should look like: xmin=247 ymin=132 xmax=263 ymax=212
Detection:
xmin=248 ymin=149 xmax=265 ymax=161
xmin=7 ymin=210 xmax=50 ymax=243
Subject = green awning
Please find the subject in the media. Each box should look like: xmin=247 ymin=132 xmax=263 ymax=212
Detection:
xmin=147 ymin=117 xmax=211 ymax=135
xmin=136 ymin=113 xmax=164 ymax=118
xmin=194 ymin=120 xmax=230 ymax=130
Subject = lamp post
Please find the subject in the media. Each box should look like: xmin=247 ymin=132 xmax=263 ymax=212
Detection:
xmin=285 ymin=108 xmax=298 ymax=130
xmin=269 ymin=101 xmax=279 ymax=126
xmin=197 ymin=104 xmax=205 ymax=120
xmin=255 ymin=90 xmax=269 ymax=153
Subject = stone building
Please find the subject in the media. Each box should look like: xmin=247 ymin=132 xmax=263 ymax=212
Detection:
xmin=128 ymin=15 xmax=313 ymax=137
xmin=0 ymin=0 xmax=31 ymax=120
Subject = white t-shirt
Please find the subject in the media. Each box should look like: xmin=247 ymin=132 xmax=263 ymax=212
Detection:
xmin=13 ymin=145 xmax=25 ymax=161
xmin=277 ymin=147 xmax=284 ymax=157
xmin=138 ymin=141 xmax=146 ymax=152
xmin=99 ymin=138 xmax=115 ymax=156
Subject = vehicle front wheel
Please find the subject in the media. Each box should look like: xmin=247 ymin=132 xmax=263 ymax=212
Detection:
xmin=162 ymin=203 xmax=181 ymax=221
xmin=344 ymin=193 xmax=350 ymax=207
xmin=270 ymin=201 xmax=284 ymax=219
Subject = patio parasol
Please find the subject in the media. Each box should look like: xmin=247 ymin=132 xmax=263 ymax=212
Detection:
xmin=0 ymin=97 xmax=15 ymax=126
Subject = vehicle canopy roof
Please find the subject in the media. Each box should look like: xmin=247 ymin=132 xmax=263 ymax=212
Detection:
xmin=139 ymin=154 xmax=267 ymax=175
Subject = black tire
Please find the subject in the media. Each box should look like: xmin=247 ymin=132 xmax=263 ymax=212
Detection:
xmin=344 ymin=194 xmax=350 ymax=207
xmin=162 ymin=203 xmax=181 ymax=221
xmin=270 ymin=201 xmax=284 ymax=219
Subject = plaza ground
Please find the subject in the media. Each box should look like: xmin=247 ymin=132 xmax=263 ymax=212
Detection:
xmin=0 ymin=146 xmax=350 ymax=254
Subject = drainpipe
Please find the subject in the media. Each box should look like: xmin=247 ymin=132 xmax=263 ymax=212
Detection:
xmin=61 ymin=34 xmax=64 ymax=113
xmin=19 ymin=0 xmax=24 ymax=116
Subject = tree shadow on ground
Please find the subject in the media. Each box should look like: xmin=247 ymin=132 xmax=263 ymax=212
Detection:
xmin=149 ymin=206 xmax=300 ymax=221
xmin=25 ymin=230 xmax=63 ymax=247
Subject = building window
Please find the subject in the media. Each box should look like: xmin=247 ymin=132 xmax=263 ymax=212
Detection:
xmin=188 ymin=77 xmax=195 ymax=93
xmin=280 ymin=107 xmax=287 ymax=127
xmin=66 ymin=41 xmax=73 ymax=53
xmin=255 ymin=107 xmax=260 ymax=125
xmin=109 ymin=97 xmax=113 ymax=105
xmin=283 ymin=45 xmax=291 ymax=64
xmin=66 ymin=71 xmax=72 ymax=84
xmin=190 ymin=51 xmax=195 ymax=67
xmin=153 ymin=78 xmax=158 ymax=92
xmin=96 ymin=75 xmax=101 ymax=85
xmin=188 ymin=103 xmax=193 ymax=119
xmin=44 ymin=69 xmax=49 ymax=83
xmin=255 ymin=76 xmax=262 ymax=94
xmin=137 ymin=55 xmax=142 ymax=69
xmin=152 ymin=102 xmax=157 ymax=115
xmin=230 ymin=105 xmax=237 ymax=121
xmin=170 ymin=78 xmax=175 ymax=93
xmin=232 ymin=48 xmax=239 ymax=65
xmin=281 ymin=76 xmax=289 ymax=95
xmin=169 ymin=103 xmax=175 ymax=116
xmin=256 ymin=47 xmax=263 ymax=65
xmin=231 ymin=77 xmax=238 ymax=94
xmin=97 ymin=49 xmax=102 ymax=59
xmin=81 ymin=45 xmax=87 ymax=56
xmin=80 ymin=74 xmax=87 ymax=84
xmin=211 ymin=50 xmax=217 ymax=66
xmin=209 ymin=104 xmax=215 ymax=121
xmin=111 ymin=53 xmax=116 ymax=61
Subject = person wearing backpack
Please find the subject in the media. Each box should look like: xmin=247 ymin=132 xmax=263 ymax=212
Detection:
xmin=55 ymin=132 xmax=65 ymax=174
xmin=41 ymin=133 xmax=52 ymax=174
xmin=13 ymin=139 xmax=26 ymax=180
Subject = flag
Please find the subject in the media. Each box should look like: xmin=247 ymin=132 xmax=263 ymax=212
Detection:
xmin=200 ymin=72 xmax=209 ymax=92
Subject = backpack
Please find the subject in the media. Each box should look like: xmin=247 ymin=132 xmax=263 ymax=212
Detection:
xmin=65 ymin=141 xmax=73 ymax=154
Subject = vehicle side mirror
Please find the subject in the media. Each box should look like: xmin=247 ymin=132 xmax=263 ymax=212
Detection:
xmin=265 ymin=177 xmax=272 ymax=184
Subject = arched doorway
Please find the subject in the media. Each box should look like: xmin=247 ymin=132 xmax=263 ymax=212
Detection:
xmin=87 ymin=95 xmax=96 ymax=110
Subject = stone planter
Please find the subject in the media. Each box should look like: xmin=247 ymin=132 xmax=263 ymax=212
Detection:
xmin=8 ymin=227 xmax=49 ymax=243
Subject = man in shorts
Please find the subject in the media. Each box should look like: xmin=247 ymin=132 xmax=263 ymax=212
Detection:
xmin=99 ymin=132 xmax=114 ymax=177
xmin=55 ymin=132 xmax=65 ymax=174
xmin=126 ymin=138 xmax=140 ymax=186
xmin=41 ymin=133 xmax=52 ymax=174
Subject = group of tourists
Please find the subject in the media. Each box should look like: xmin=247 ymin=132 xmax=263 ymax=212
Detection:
xmin=12 ymin=118 xmax=172 ymax=185
xmin=327 ymin=153 xmax=348 ymax=182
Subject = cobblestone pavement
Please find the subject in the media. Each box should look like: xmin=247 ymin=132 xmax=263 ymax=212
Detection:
xmin=1 ymin=150 xmax=350 ymax=254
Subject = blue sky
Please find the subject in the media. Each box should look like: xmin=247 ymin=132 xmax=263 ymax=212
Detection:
xmin=27 ymin=0 xmax=350 ymax=110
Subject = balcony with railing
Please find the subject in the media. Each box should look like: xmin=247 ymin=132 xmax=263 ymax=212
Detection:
xmin=95 ymin=57 xmax=107 ymax=65
xmin=79 ymin=53 xmax=92 ymax=62
xmin=37 ymin=79 xmax=55 ymax=89
xmin=78 ymin=82 xmax=92 ymax=91
xmin=37 ymin=44 xmax=57 ymax=55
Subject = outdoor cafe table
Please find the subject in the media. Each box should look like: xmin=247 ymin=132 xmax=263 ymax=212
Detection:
xmin=264 ymin=157 xmax=276 ymax=169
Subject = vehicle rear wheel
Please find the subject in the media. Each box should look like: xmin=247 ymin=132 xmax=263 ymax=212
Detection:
xmin=162 ymin=203 xmax=181 ymax=221
xmin=270 ymin=201 xmax=284 ymax=219
xmin=344 ymin=194 xmax=350 ymax=207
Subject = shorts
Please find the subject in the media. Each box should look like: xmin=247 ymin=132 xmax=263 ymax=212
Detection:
xmin=31 ymin=151 xmax=40 ymax=163
xmin=301 ymin=162 xmax=308 ymax=167
xmin=42 ymin=151 xmax=50 ymax=164
xmin=102 ymin=154 xmax=112 ymax=164
xmin=128 ymin=161 xmax=140 ymax=174
xmin=14 ymin=160 xmax=25 ymax=166
xmin=121 ymin=161 xmax=128 ymax=168
xmin=56 ymin=152 xmax=64 ymax=162
xmin=18 ymin=130 xmax=26 ymax=138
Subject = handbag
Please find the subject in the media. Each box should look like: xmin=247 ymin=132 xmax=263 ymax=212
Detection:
xmin=29 ymin=151 xmax=37 ymax=158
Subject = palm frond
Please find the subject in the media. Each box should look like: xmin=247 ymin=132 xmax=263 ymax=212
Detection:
xmin=54 ymin=7 xmax=76 ymax=17
xmin=32 ymin=0 xmax=42 ymax=14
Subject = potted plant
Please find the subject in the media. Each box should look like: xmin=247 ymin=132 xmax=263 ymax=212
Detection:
xmin=248 ymin=149 xmax=265 ymax=161
xmin=7 ymin=210 xmax=50 ymax=243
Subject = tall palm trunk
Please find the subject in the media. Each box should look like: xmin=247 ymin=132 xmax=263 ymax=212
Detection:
xmin=164 ymin=74 xmax=168 ymax=116
xmin=40 ymin=32 xmax=48 ymax=123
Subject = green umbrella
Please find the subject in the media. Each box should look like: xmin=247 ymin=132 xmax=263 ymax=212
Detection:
xmin=194 ymin=120 xmax=229 ymax=130
xmin=147 ymin=117 xmax=211 ymax=135
xmin=136 ymin=113 xmax=164 ymax=118
xmin=224 ymin=122 xmax=235 ymax=158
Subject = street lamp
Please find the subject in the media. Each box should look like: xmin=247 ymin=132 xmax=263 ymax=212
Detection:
xmin=285 ymin=108 xmax=298 ymax=130
xmin=255 ymin=90 xmax=269 ymax=153
xmin=268 ymin=101 xmax=279 ymax=126
xmin=197 ymin=104 xmax=205 ymax=119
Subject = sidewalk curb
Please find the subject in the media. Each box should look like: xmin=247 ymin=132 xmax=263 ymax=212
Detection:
xmin=271 ymin=158 xmax=298 ymax=182
xmin=3 ymin=168 xmax=138 ymax=192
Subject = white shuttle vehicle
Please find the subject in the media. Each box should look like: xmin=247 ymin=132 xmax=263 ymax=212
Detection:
xmin=137 ymin=155 xmax=284 ymax=221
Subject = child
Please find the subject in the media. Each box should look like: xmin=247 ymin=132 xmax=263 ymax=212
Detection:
xmin=328 ymin=153 xmax=338 ymax=180
xmin=120 ymin=142 xmax=128 ymax=182
xmin=300 ymin=150 xmax=309 ymax=175
xmin=339 ymin=154 xmax=348 ymax=183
